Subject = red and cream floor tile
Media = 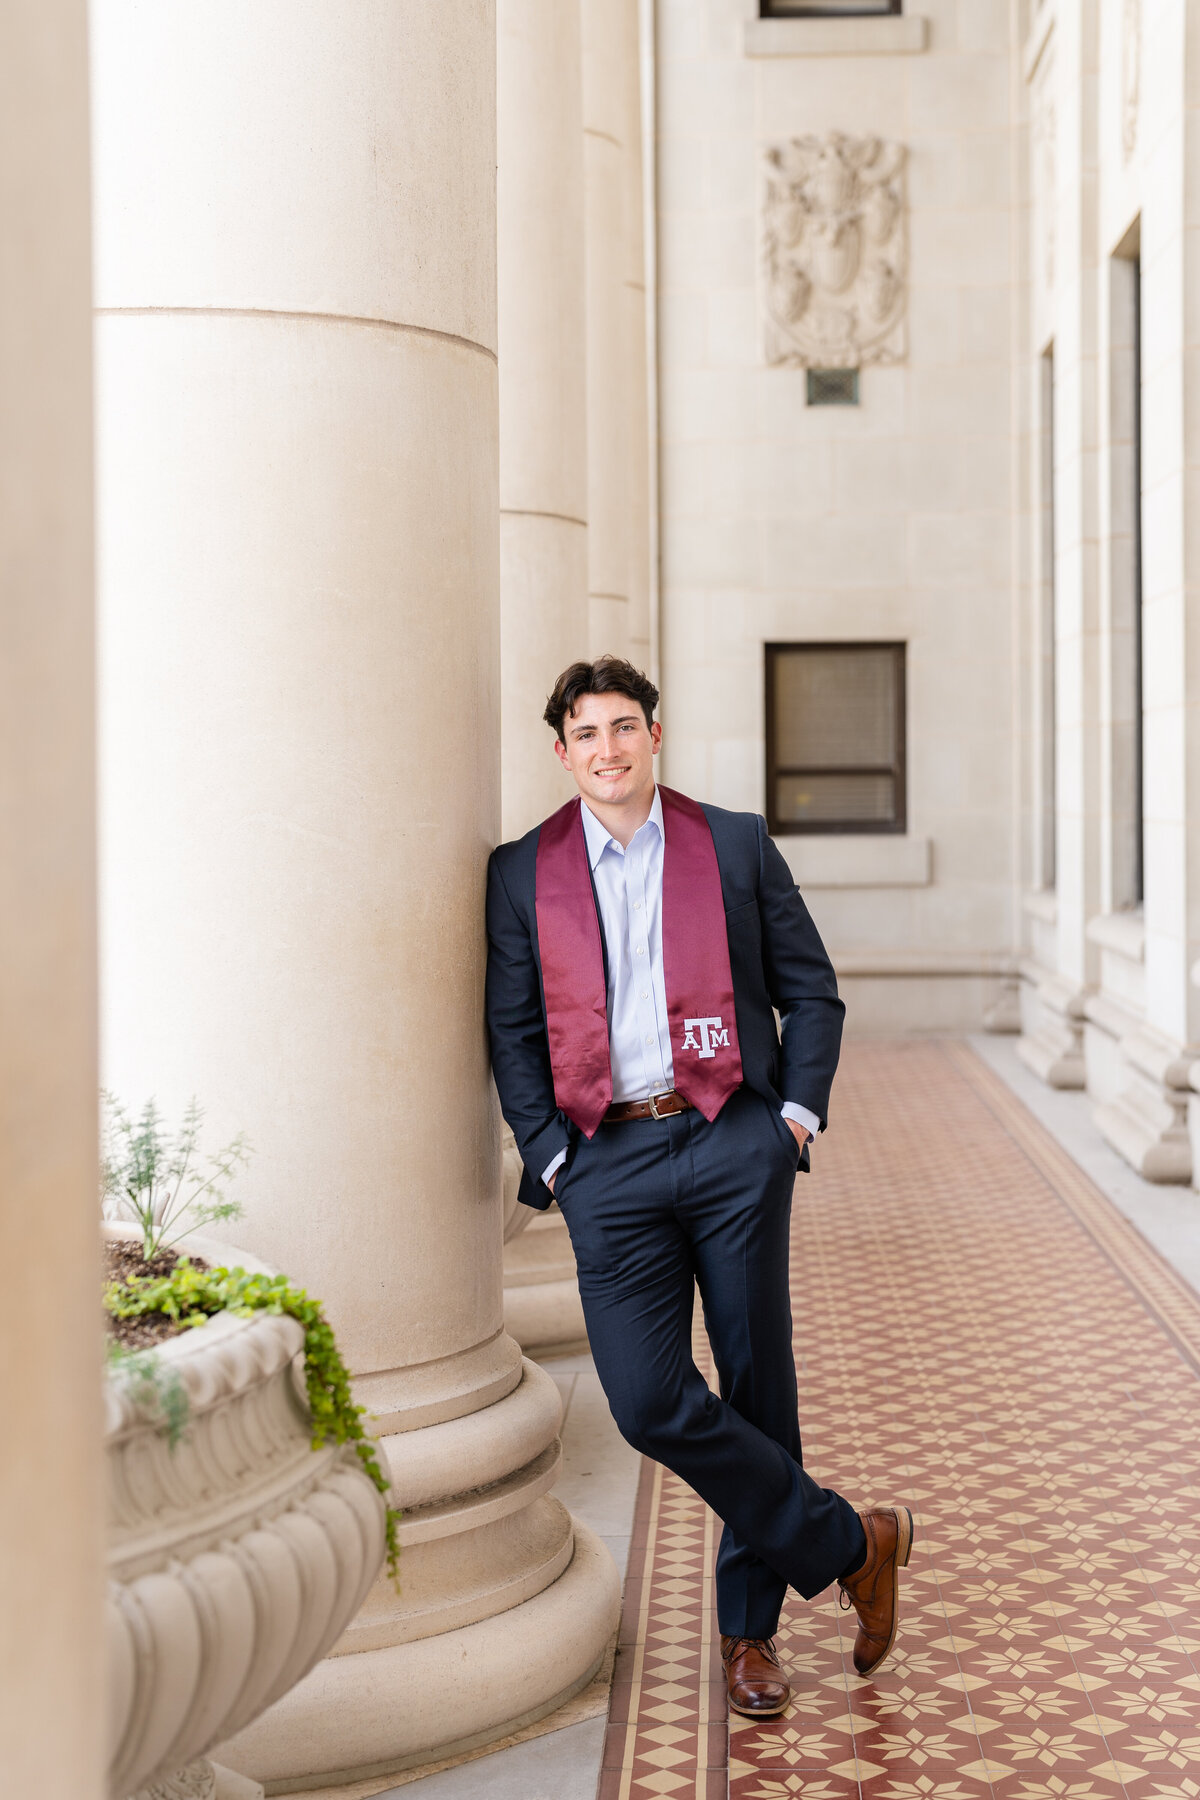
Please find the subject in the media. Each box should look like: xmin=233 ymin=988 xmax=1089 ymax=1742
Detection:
xmin=597 ymin=1041 xmax=1200 ymax=1800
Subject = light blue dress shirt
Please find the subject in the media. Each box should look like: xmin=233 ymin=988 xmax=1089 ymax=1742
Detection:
xmin=541 ymin=789 xmax=821 ymax=1186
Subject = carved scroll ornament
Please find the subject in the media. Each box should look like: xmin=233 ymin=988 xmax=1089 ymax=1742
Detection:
xmin=763 ymin=132 xmax=907 ymax=369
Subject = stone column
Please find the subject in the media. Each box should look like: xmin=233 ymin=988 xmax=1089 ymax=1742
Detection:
xmin=623 ymin=0 xmax=653 ymax=673
xmin=93 ymin=2 xmax=619 ymax=1787
xmin=1096 ymin=0 xmax=1196 ymax=1181
xmin=498 ymin=0 xmax=590 ymax=840
xmin=497 ymin=0 xmax=591 ymax=1353
xmin=582 ymin=0 xmax=650 ymax=660
xmin=0 ymin=3 xmax=104 ymax=1795
xmin=1019 ymin=0 xmax=1102 ymax=1091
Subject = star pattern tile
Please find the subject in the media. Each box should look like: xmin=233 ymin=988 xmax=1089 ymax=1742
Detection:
xmin=596 ymin=1041 xmax=1200 ymax=1800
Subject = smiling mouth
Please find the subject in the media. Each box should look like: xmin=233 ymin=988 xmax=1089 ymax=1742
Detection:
xmin=594 ymin=766 xmax=631 ymax=780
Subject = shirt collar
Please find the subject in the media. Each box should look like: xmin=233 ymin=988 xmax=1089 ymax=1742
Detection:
xmin=580 ymin=786 xmax=664 ymax=870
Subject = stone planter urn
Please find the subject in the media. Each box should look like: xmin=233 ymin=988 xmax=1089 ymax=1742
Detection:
xmin=104 ymin=1231 xmax=388 ymax=1799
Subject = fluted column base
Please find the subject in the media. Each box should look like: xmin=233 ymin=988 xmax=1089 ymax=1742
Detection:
xmin=1094 ymin=1023 xmax=1193 ymax=1183
xmin=216 ymin=1523 xmax=619 ymax=1793
xmin=214 ymin=1331 xmax=619 ymax=1791
xmin=501 ymin=1129 xmax=588 ymax=1358
xmin=503 ymin=1211 xmax=588 ymax=1358
xmin=1017 ymin=970 xmax=1089 ymax=1088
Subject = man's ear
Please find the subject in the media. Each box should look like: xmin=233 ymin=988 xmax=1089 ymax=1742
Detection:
xmin=650 ymin=721 xmax=663 ymax=755
xmin=554 ymin=736 xmax=570 ymax=769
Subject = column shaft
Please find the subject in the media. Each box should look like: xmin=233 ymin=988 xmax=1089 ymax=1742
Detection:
xmin=582 ymin=0 xmax=651 ymax=662
xmin=0 ymin=2 xmax=104 ymax=1793
xmin=497 ymin=0 xmax=593 ymax=1354
xmin=94 ymin=1 xmax=618 ymax=1784
xmin=498 ymin=0 xmax=590 ymax=838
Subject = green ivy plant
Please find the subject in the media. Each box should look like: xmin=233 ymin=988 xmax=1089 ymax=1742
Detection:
xmin=101 ymin=1092 xmax=252 ymax=1262
xmin=105 ymin=1260 xmax=400 ymax=1583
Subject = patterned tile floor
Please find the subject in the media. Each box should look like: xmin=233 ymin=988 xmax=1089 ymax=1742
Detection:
xmin=598 ymin=1040 xmax=1200 ymax=1800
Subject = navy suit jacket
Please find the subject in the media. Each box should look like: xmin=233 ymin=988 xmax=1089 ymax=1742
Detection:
xmin=485 ymin=801 xmax=845 ymax=1210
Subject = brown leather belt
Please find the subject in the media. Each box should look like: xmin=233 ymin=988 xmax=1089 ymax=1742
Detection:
xmin=604 ymin=1090 xmax=693 ymax=1124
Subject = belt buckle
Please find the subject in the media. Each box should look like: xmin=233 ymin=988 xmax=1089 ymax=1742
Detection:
xmin=648 ymin=1092 xmax=665 ymax=1120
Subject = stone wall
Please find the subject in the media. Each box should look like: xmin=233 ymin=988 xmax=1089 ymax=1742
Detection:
xmin=1017 ymin=0 xmax=1200 ymax=1189
xmin=655 ymin=0 xmax=1021 ymax=1034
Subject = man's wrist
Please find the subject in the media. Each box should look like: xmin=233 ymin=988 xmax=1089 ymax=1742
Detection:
xmin=542 ymin=1147 xmax=568 ymax=1188
xmin=781 ymin=1100 xmax=820 ymax=1143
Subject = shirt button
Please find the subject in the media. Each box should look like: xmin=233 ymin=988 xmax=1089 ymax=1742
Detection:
xmin=636 ymin=946 xmax=645 ymax=956
xmin=646 ymin=1035 xmax=654 ymax=1045
xmin=633 ymin=900 xmax=642 ymax=910
xmin=641 ymin=991 xmax=649 ymax=1000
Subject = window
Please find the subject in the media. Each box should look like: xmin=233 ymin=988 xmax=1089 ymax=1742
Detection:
xmin=1037 ymin=347 xmax=1056 ymax=889
xmin=765 ymin=643 xmax=906 ymax=835
xmin=806 ymin=368 xmax=859 ymax=407
xmin=1107 ymin=236 xmax=1144 ymax=908
xmin=761 ymin=1 xmax=900 ymax=15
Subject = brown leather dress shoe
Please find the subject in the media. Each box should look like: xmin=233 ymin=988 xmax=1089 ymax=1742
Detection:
xmin=837 ymin=1506 xmax=915 ymax=1676
xmin=720 ymin=1635 xmax=790 ymax=1717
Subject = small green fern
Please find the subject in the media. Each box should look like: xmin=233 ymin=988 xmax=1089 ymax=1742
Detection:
xmin=101 ymin=1093 xmax=251 ymax=1262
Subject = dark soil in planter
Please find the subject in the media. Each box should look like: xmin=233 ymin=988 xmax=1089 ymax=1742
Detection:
xmin=104 ymin=1240 xmax=211 ymax=1350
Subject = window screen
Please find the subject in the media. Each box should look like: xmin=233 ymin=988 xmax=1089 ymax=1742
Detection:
xmin=761 ymin=1 xmax=900 ymax=16
xmin=765 ymin=643 xmax=906 ymax=835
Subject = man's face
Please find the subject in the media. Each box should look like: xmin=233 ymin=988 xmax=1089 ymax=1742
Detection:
xmin=554 ymin=690 xmax=662 ymax=810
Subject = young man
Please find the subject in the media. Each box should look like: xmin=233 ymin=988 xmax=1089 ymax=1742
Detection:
xmin=485 ymin=656 xmax=912 ymax=1715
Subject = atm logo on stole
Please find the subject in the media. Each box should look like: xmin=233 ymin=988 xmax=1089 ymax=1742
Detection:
xmin=680 ymin=1016 xmax=729 ymax=1060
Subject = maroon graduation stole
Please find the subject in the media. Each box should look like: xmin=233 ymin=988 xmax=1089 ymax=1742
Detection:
xmin=534 ymin=785 xmax=744 ymax=1137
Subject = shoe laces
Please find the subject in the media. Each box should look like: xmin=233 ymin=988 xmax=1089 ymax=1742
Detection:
xmin=723 ymin=1636 xmax=780 ymax=1667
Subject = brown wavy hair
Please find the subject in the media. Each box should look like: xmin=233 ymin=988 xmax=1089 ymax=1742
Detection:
xmin=543 ymin=656 xmax=660 ymax=744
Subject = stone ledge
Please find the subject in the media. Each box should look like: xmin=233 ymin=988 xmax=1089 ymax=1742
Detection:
xmin=1022 ymin=887 xmax=1058 ymax=924
xmin=1086 ymin=908 xmax=1146 ymax=962
xmin=744 ymin=14 xmax=928 ymax=57
xmin=835 ymin=948 xmax=1016 ymax=978
xmin=1083 ymin=987 xmax=1140 ymax=1042
xmin=777 ymin=833 xmax=931 ymax=888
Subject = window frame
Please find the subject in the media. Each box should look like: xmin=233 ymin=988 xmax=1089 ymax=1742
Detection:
xmin=764 ymin=640 xmax=907 ymax=837
xmin=759 ymin=0 xmax=901 ymax=17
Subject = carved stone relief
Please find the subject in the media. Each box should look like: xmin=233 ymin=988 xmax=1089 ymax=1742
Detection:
xmin=1122 ymin=0 xmax=1141 ymax=163
xmin=762 ymin=132 xmax=907 ymax=369
xmin=133 ymin=1761 xmax=218 ymax=1800
xmin=132 ymin=1759 xmax=262 ymax=1800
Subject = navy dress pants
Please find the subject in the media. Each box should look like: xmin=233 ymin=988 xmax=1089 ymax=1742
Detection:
xmin=553 ymin=1085 xmax=865 ymax=1639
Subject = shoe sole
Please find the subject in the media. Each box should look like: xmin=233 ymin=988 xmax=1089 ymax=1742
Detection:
xmin=856 ymin=1505 xmax=914 ymax=1679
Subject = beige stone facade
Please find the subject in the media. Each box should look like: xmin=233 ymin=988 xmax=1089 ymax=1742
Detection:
xmin=1016 ymin=0 xmax=1200 ymax=1194
xmin=655 ymin=1 xmax=1020 ymax=1036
